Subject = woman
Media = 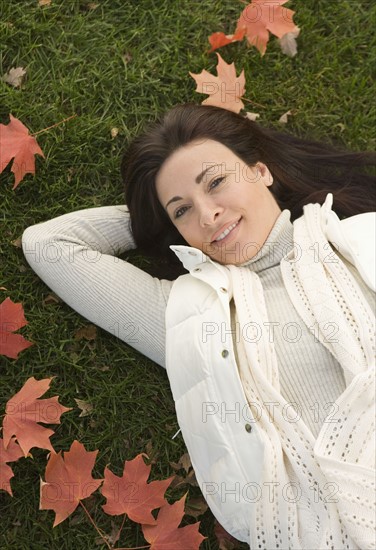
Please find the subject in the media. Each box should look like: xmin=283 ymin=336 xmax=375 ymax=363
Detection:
xmin=22 ymin=104 xmax=375 ymax=549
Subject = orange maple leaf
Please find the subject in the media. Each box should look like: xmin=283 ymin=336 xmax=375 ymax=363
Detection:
xmin=40 ymin=440 xmax=103 ymax=526
xmin=0 ymin=297 xmax=34 ymax=359
xmin=208 ymin=0 xmax=297 ymax=56
xmin=142 ymin=493 xmax=206 ymax=550
xmin=0 ymin=114 xmax=44 ymax=189
xmin=2 ymin=377 xmax=72 ymax=457
xmin=190 ymin=53 xmax=246 ymax=113
xmin=236 ymin=0 xmax=297 ymax=55
xmin=0 ymin=437 xmax=24 ymax=496
xmin=208 ymin=27 xmax=246 ymax=52
xmin=101 ymin=453 xmax=174 ymax=524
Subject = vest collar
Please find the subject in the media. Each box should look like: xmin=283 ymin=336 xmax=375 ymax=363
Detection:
xmin=169 ymin=245 xmax=212 ymax=271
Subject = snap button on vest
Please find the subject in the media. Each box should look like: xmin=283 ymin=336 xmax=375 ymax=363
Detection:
xmin=193 ymin=267 xmax=201 ymax=272
xmin=219 ymin=287 xmax=227 ymax=293
xmin=245 ymin=423 xmax=252 ymax=433
xmin=221 ymin=349 xmax=229 ymax=358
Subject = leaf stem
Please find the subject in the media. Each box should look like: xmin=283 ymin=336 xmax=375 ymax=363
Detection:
xmin=31 ymin=114 xmax=77 ymax=136
xmin=80 ymin=501 xmax=112 ymax=549
xmin=113 ymin=514 xmax=127 ymax=546
xmin=242 ymin=97 xmax=266 ymax=109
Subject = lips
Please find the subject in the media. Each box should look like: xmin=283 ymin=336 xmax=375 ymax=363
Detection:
xmin=212 ymin=219 xmax=241 ymax=243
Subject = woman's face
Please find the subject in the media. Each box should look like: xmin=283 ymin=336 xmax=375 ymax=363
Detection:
xmin=156 ymin=139 xmax=282 ymax=265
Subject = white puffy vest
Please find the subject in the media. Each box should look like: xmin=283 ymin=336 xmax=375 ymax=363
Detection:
xmin=164 ymin=199 xmax=375 ymax=542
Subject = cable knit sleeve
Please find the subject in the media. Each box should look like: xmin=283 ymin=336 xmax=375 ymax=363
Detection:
xmin=21 ymin=205 xmax=172 ymax=368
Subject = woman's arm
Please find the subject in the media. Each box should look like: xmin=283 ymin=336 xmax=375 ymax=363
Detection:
xmin=22 ymin=205 xmax=172 ymax=368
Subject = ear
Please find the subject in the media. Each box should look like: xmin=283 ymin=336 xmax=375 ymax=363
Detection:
xmin=256 ymin=162 xmax=273 ymax=187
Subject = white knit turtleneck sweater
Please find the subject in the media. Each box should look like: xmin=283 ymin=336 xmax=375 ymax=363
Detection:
xmin=234 ymin=209 xmax=374 ymax=437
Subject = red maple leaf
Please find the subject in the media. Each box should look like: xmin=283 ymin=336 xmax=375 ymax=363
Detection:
xmin=0 ymin=114 xmax=44 ymax=189
xmin=190 ymin=53 xmax=246 ymax=113
xmin=40 ymin=440 xmax=103 ymax=527
xmin=208 ymin=0 xmax=297 ymax=56
xmin=236 ymin=0 xmax=296 ymax=55
xmin=0 ymin=297 xmax=34 ymax=359
xmin=0 ymin=437 xmax=24 ymax=496
xmin=142 ymin=493 xmax=206 ymax=550
xmin=2 ymin=377 xmax=72 ymax=456
xmin=208 ymin=27 xmax=246 ymax=52
xmin=101 ymin=453 xmax=174 ymax=524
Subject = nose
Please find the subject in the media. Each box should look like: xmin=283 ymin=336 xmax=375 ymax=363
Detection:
xmin=198 ymin=198 xmax=223 ymax=227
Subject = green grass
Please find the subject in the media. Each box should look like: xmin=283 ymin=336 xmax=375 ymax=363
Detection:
xmin=0 ymin=0 xmax=375 ymax=548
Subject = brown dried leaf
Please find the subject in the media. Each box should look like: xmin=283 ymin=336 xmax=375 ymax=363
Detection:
xmin=278 ymin=27 xmax=300 ymax=57
xmin=74 ymin=324 xmax=97 ymax=341
xmin=179 ymin=452 xmax=192 ymax=473
xmin=184 ymin=496 xmax=208 ymax=518
xmin=145 ymin=440 xmax=159 ymax=464
xmin=2 ymin=67 xmax=27 ymax=88
xmin=214 ymin=520 xmax=240 ymax=550
xmin=74 ymin=398 xmax=93 ymax=417
xmin=168 ymin=474 xmax=186 ymax=490
xmin=42 ymin=293 xmax=61 ymax=306
xmin=244 ymin=112 xmax=260 ymax=121
xmin=11 ymin=236 xmax=22 ymax=248
xmin=169 ymin=452 xmax=192 ymax=473
xmin=278 ymin=110 xmax=293 ymax=124
xmin=169 ymin=469 xmax=198 ymax=490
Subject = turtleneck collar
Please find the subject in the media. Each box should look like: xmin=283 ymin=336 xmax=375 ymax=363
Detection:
xmin=240 ymin=209 xmax=294 ymax=272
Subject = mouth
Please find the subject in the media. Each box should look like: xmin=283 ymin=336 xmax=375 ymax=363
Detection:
xmin=212 ymin=218 xmax=241 ymax=243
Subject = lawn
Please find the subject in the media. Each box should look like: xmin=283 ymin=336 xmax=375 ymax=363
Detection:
xmin=0 ymin=0 xmax=375 ymax=548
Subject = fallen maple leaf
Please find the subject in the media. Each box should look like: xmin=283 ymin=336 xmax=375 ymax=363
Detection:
xmin=214 ymin=520 xmax=240 ymax=550
xmin=145 ymin=439 xmax=159 ymax=464
xmin=142 ymin=493 xmax=206 ymax=550
xmin=190 ymin=53 xmax=246 ymax=113
xmin=169 ymin=452 xmax=191 ymax=473
xmin=40 ymin=440 xmax=103 ymax=526
xmin=74 ymin=398 xmax=93 ymax=417
xmin=184 ymin=495 xmax=208 ymax=518
xmin=0 ymin=114 xmax=44 ymax=189
xmin=0 ymin=297 xmax=34 ymax=359
xmin=244 ymin=111 xmax=260 ymax=121
xmin=42 ymin=293 xmax=61 ymax=306
xmin=278 ymin=109 xmax=293 ymax=123
xmin=208 ymin=0 xmax=297 ymax=56
xmin=208 ymin=27 xmax=246 ymax=52
xmin=278 ymin=26 xmax=300 ymax=57
xmin=236 ymin=0 xmax=297 ymax=55
xmin=74 ymin=324 xmax=97 ymax=341
xmin=101 ymin=453 xmax=173 ymax=524
xmin=2 ymin=67 xmax=27 ymax=88
xmin=2 ymin=377 xmax=72 ymax=456
xmin=0 ymin=437 xmax=24 ymax=496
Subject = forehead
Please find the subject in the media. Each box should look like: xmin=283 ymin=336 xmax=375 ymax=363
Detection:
xmin=156 ymin=139 xmax=235 ymax=191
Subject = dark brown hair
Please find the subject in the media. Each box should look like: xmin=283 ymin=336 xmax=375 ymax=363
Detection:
xmin=121 ymin=103 xmax=375 ymax=277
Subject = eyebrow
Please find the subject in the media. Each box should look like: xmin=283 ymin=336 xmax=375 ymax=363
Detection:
xmin=165 ymin=164 xmax=221 ymax=210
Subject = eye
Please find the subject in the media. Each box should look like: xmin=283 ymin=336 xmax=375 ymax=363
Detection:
xmin=209 ymin=176 xmax=225 ymax=190
xmin=174 ymin=205 xmax=189 ymax=219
